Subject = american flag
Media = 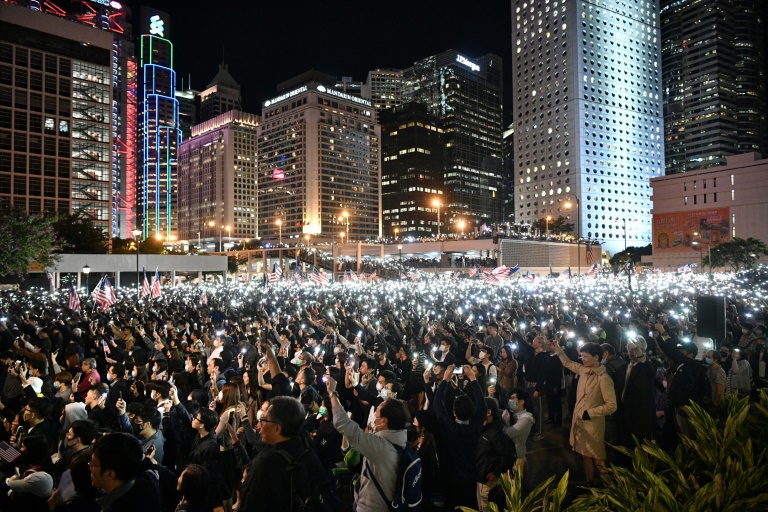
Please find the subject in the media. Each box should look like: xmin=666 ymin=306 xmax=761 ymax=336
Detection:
xmin=369 ymin=270 xmax=377 ymax=281
xmin=469 ymin=265 xmax=479 ymax=278
xmin=46 ymin=270 xmax=55 ymax=291
xmin=677 ymin=264 xmax=692 ymax=274
xmin=586 ymin=243 xmax=594 ymax=265
xmin=491 ymin=265 xmax=508 ymax=275
xmin=151 ymin=268 xmax=161 ymax=299
xmin=653 ymin=267 xmax=662 ymax=273
xmin=68 ymin=283 xmax=80 ymax=311
xmin=292 ymin=271 xmax=305 ymax=283
xmin=91 ymin=276 xmax=116 ymax=311
xmin=350 ymin=271 xmax=359 ymax=282
xmin=268 ymin=263 xmax=282 ymax=284
xmin=588 ymin=263 xmax=600 ymax=277
xmin=311 ymin=267 xmax=329 ymax=286
xmin=141 ymin=267 xmax=150 ymax=298
xmin=494 ymin=264 xmax=519 ymax=281
xmin=557 ymin=268 xmax=571 ymax=281
xmin=0 ymin=441 xmax=21 ymax=463
xmin=525 ymin=271 xmax=535 ymax=282
xmin=407 ymin=271 xmax=419 ymax=281
xmin=480 ymin=273 xmax=499 ymax=285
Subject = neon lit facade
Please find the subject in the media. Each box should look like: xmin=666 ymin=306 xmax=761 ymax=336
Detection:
xmin=138 ymin=27 xmax=180 ymax=239
xmin=512 ymin=0 xmax=663 ymax=254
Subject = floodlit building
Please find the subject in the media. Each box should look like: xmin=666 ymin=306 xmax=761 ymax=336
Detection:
xmin=0 ymin=2 xmax=114 ymax=233
xmin=177 ymin=111 xmax=260 ymax=250
xmin=512 ymin=0 xmax=663 ymax=254
xmin=257 ymin=71 xmax=381 ymax=243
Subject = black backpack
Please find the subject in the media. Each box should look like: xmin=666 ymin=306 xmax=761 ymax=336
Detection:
xmin=365 ymin=441 xmax=423 ymax=512
xmin=275 ymin=441 xmax=341 ymax=512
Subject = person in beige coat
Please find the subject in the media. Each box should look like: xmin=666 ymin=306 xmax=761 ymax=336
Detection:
xmin=553 ymin=339 xmax=617 ymax=483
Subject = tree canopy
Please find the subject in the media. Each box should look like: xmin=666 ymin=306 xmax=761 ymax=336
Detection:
xmin=0 ymin=206 xmax=61 ymax=277
xmin=52 ymin=212 xmax=109 ymax=254
xmin=703 ymin=237 xmax=768 ymax=271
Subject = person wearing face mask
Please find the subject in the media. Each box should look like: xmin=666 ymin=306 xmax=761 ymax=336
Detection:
xmin=373 ymin=343 xmax=395 ymax=376
xmin=104 ymin=363 xmax=129 ymax=412
xmin=704 ymin=349 xmax=726 ymax=409
xmin=53 ymin=419 xmax=98 ymax=498
xmin=475 ymin=398 xmax=516 ymax=512
xmin=727 ymin=348 xmax=752 ymax=397
xmin=502 ymin=388 xmax=535 ymax=462
xmin=432 ymin=339 xmax=457 ymax=365
xmin=465 ymin=343 xmax=498 ymax=383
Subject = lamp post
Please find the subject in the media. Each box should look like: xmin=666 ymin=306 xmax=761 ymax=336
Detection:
xmin=623 ymin=218 xmax=637 ymax=250
xmin=692 ymin=231 xmax=712 ymax=275
xmin=433 ymin=199 xmax=441 ymax=237
xmin=564 ymin=197 xmax=581 ymax=276
xmin=82 ymin=263 xmax=90 ymax=297
xmin=458 ymin=220 xmax=465 ymax=237
xmin=132 ymin=229 xmax=141 ymax=297
xmin=545 ymin=215 xmax=552 ymax=238
xmin=341 ymin=212 xmax=349 ymax=242
xmin=394 ymin=227 xmax=399 ymax=241
xmin=197 ymin=231 xmax=201 ymax=251
xmin=226 ymin=225 xmax=231 ymax=249
xmin=398 ymin=244 xmax=403 ymax=280
xmin=275 ymin=219 xmax=282 ymax=246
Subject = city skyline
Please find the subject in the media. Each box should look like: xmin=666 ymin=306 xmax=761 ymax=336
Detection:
xmin=127 ymin=0 xmax=515 ymax=120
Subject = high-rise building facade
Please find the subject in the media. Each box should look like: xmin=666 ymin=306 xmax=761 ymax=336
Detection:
xmin=175 ymin=87 xmax=199 ymax=141
xmin=512 ymin=0 xmax=663 ymax=254
xmin=177 ymin=111 xmax=259 ymax=249
xmin=362 ymin=69 xmax=405 ymax=113
xmin=0 ymin=2 xmax=113 ymax=232
xmin=3 ymin=0 xmax=137 ymax=239
xmin=381 ymin=103 xmax=444 ymax=238
xmin=661 ymin=0 xmax=767 ymax=175
xmin=257 ymin=73 xmax=381 ymax=243
xmin=137 ymin=8 xmax=181 ymax=240
xmin=502 ymin=124 xmax=515 ymax=225
xmin=403 ymin=50 xmax=504 ymax=229
xmin=199 ymin=63 xmax=241 ymax=123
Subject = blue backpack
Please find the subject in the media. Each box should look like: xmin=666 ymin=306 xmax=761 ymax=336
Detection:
xmin=365 ymin=441 xmax=422 ymax=512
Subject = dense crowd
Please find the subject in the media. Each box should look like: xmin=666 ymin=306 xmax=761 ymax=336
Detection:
xmin=0 ymin=267 xmax=767 ymax=512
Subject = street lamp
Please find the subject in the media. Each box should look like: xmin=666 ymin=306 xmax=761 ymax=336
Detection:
xmin=545 ymin=216 xmax=552 ymax=238
xmin=132 ymin=229 xmax=142 ymax=297
xmin=341 ymin=212 xmax=350 ymax=242
xmin=82 ymin=263 xmax=90 ymax=296
xmin=397 ymin=244 xmax=403 ymax=280
xmin=692 ymin=231 xmax=712 ymax=275
xmin=564 ymin=197 xmax=581 ymax=276
xmin=394 ymin=227 xmax=399 ymax=241
xmin=275 ymin=219 xmax=282 ymax=246
xmin=433 ymin=199 xmax=441 ymax=237
xmin=458 ymin=220 xmax=465 ymax=237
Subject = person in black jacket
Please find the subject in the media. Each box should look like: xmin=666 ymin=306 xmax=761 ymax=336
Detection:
xmin=517 ymin=335 xmax=548 ymax=437
xmin=616 ymin=337 xmax=656 ymax=460
xmin=188 ymin=408 xmax=225 ymax=510
xmin=90 ymin=432 xmax=161 ymax=512
xmin=475 ymin=397 xmax=515 ymax=512
xmin=434 ymin=364 xmax=488 ymax=510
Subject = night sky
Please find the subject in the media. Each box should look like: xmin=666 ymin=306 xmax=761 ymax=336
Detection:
xmin=128 ymin=0 xmax=513 ymax=122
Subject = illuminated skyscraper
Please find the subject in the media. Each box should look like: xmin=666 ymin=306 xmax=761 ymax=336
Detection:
xmin=362 ymin=69 xmax=405 ymax=113
xmin=403 ymin=50 xmax=504 ymax=229
xmin=380 ymin=103 xmax=444 ymax=238
xmin=257 ymin=71 xmax=380 ymax=242
xmin=512 ymin=0 xmax=663 ymax=254
xmin=0 ymin=2 xmax=114 ymax=233
xmin=177 ymin=111 xmax=260 ymax=250
xmin=661 ymin=0 xmax=767 ymax=175
xmin=137 ymin=8 xmax=181 ymax=239
xmin=200 ymin=63 xmax=241 ymax=123
xmin=1 ymin=0 xmax=136 ymax=239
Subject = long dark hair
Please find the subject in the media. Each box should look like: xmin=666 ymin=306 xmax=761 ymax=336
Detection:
xmin=22 ymin=434 xmax=55 ymax=476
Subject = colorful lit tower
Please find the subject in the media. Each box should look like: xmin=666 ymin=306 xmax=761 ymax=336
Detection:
xmin=137 ymin=7 xmax=180 ymax=239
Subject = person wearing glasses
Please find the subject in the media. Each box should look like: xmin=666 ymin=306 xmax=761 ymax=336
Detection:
xmin=188 ymin=408 xmax=225 ymax=511
xmin=89 ymin=432 xmax=161 ymax=512
xmin=239 ymin=396 xmax=330 ymax=511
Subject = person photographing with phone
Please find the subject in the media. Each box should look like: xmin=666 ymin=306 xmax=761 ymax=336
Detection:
xmin=434 ymin=363 xmax=488 ymax=509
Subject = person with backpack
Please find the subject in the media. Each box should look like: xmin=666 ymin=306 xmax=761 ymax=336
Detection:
xmin=326 ymin=374 xmax=421 ymax=512
xmin=239 ymin=396 xmax=335 ymax=511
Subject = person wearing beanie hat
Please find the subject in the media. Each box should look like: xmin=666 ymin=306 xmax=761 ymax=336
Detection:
xmin=616 ymin=336 xmax=656 ymax=458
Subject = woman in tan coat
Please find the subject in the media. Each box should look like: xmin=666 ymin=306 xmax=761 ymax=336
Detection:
xmin=553 ymin=339 xmax=617 ymax=483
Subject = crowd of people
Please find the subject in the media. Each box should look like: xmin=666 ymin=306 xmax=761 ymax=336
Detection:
xmin=0 ymin=266 xmax=767 ymax=511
